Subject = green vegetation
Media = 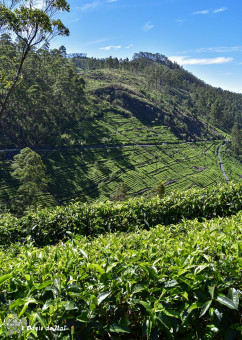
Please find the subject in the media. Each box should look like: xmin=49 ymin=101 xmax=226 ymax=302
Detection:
xmin=110 ymin=182 xmax=129 ymax=201
xmin=231 ymin=123 xmax=241 ymax=157
xmin=0 ymin=0 xmax=70 ymax=117
xmin=0 ymin=208 xmax=241 ymax=339
xmin=36 ymin=139 xmax=242 ymax=204
xmin=220 ymin=143 xmax=242 ymax=179
xmin=0 ymin=7 xmax=241 ymax=340
xmin=151 ymin=180 xmax=165 ymax=198
xmin=76 ymin=52 xmax=242 ymax=135
xmin=0 ymin=130 xmax=237 ymax=209
xmin=10 ymin=148 xmax=50 ymax=213
xmin=0 ymin=182 xmax=241 ymax=247
xmin=0 ymin=44 xmax=241 ymax=208
xmin=0 ymin=37 xmax=86 ymax=147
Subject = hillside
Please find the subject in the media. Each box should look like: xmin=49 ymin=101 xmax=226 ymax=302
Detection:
xmin=0 ymin=45 xmax=241 ymax=211
xmin=1 ymin=2 xmax=242 ymax=339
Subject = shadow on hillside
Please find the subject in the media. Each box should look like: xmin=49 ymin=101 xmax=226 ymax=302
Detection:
xmin=45 ymin=146 xmax=136 ymax=204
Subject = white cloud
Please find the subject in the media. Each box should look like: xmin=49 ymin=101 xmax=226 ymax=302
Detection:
xmin=77 ymin=0 xmax=117 ymax=11
xmin=143 ymin=22 xmax=154 ymax=32
xmin=192 ymin=10 xmax=209 ymax=15
xmin=169 ymin=56 xmax=233 ymax=65
xmin=125 ymin=44 xmax=134 ymax=49
xmin=192 ymin=7 xmax=228 ymax=16
xmin=68 ymin=18 xmax=81 ymax=23
xmin=100 ymin=45 xmax=121 ymax=50
xmin=78 ymin=1 xmax=100 ymax=11
xmin=178 ymin=46 xmax=242 ymax=54
xmin=214 ymin=7 xmax=228 ymax=13
xmin=196 ymin=46 xmax=242 ymax=53
xmin=83 ymin=38 xmax=110 ymax=46
xmin=32 ymin=0 xmax=45 ymax=9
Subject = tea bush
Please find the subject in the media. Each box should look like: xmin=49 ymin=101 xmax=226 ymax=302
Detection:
xmin=0 ymin=212 xmax=241 ymax=339
xmin=0 ymin=182 xmax=241 ymax=247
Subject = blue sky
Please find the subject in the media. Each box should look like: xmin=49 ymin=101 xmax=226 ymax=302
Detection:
xmin=51 ymin=0 xmax=242 ymax=93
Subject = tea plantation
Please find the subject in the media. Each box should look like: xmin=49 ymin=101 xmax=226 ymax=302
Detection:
xmin=1 ymin=68 xmax=242 ymax=208
xmin=1 ymin=20 xmax=242 ymax=340
xmin=0 ymin=183 xmax=241 ymax=339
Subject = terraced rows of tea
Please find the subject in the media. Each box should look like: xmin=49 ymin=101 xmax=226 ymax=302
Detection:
xmin=42 ymin=140 xmax=227 ymax=204
xmin=65 ymin=109 xmax=179 ymax=147
xmin=41 ymin=109 xmax=241 ymax=204
xmin=0 ymin=137 xmax=234 ymax=206
xmin=220 ymin=143 xmax=242 ymax=180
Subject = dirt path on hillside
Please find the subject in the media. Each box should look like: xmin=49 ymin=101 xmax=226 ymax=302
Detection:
xmin=0 ymin=139 xmax=223 ymax=154
xmin=217 ymin=140 xmax=229 ymax=182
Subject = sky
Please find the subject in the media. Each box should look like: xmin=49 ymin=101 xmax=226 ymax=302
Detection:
xmin=51 ymin=0 xmax=242 ymax=94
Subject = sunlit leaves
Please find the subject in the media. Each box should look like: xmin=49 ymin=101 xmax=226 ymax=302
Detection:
xmin=216 ymin=295 xmax=238 ymax=310
xmin=0 ymin=0 xmax=70 ymax=117
xmin=0 ymin=209 xmax=241 ymax=338
xmin=0 ymin=182 xmax=241 ymax=247
xmin=0 ymin=274 xmax=12 ymax=286
xmin=200 ymin=300 xmax=212 ymax=317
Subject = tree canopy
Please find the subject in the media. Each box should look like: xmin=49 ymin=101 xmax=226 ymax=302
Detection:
xmin=0 ymin=40 xmax=86 ymax=145
xmin=11 ymin=147 xmax=49 ymax=211
xmin=0 ymin=0 xmax=70 ymax=117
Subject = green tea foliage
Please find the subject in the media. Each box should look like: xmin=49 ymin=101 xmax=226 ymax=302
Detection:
xmin=0 ymin=182 xmax=241 ymax=247
xmin=0 ymin=212 xmax=241 ymax=339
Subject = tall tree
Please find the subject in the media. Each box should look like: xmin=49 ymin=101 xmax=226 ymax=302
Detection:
xmin=151 ymin=180 xmax=165 ymax=198
xmin=0 ymin=0 xmax=70 ymax=117
xmin=11 ymin=147 xmax=49 ymax=211
xmin=231 ymin=123 xmax=241 ymax=156
xmin=110 ymin=182 xmax=129 ymax=201
xmin=210 ymin=100 xmax=222 ymax=127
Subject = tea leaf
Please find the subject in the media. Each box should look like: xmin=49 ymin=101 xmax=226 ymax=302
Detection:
xmin=216 ymin=296 xmax=238 ymax=310
xmin=109 ymin=324 xmax=131 ymax=333
xmin=200 ymin=300 xmax=212 ymax=317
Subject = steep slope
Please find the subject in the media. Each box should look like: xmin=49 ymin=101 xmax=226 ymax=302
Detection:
xmin=0 ymin=49 xmax=241 ymax=211
xmin=72 ymin=51 xmax=242 ymax=135
xmin=82 ymin=68 xmax=222 ymax=141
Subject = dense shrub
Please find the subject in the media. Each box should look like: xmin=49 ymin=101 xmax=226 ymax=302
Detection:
xmin=0 ymin=182 xmax=241 ymax=247
xmin=0 ymin=212 xmax=241 ymax=339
